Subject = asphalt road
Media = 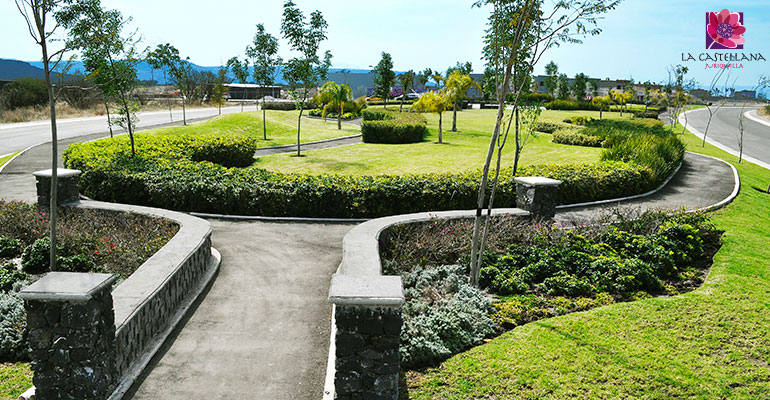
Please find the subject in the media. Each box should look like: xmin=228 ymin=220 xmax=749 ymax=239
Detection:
xmin=683 ymin=106 xmax=770 ymax=166
xmin=0 ymin=105 xmax=245 ymax=156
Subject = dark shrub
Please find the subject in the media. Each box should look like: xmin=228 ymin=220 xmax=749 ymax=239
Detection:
xmin=0 ymin=237 xmax=22 ymax=258
xmin=546 ymin=100 xmax=600 ymax=111
xmin=0 ymin=263 xmax=28 ymax=293
xmin=55 ymin=254 xmax=96 ymax=273
xmin=0 ymin=78 xmax=48 ymax=109
xmin=520 ymin=92 xmax=554 ymax=104
xmin=552 ymin=129 xmax=604 ymax=147
xmin=189 ymin=136 xmax=257 ymax=167
xmin=540 ymin=271 xmax=594 ymax=297
xmin=532 ymin=121 xmax=569 ymax=133
xmin=633 ymin=110 xmax=661 ymax=119
xmin=21 ymin=237 xmax=58 ymax=274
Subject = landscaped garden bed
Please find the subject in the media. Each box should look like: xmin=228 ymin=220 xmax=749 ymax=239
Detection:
xmin=381 ymin=209 xmax=721 ymax=370
xmin=0 ymin=201 xmax=179 ymax=399
xmin=398 ymin=133 xmax=769 ymax=399
xmin=64 ymin=109 xmax=683 ymax=218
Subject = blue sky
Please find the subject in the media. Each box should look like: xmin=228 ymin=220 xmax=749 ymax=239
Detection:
xmin=1 ymin=0 xmax=769 ymax=87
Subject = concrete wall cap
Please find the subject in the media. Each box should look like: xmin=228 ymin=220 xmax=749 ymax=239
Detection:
xmin=19 ymin=272 xmax=116 ymax=302
xmin=514 ymin=176 xmax=562 ymax=187
xmin=32 ymin=168 xmax=81 ymax=178
xmin=329 ymin=274 xmax=404 ymax=306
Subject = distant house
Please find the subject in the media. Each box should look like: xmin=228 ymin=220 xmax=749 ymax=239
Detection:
xmin=224 ymin=84 xmax=282 ymax=100
xmin=532 ymin=74 xmax=661 ymax=102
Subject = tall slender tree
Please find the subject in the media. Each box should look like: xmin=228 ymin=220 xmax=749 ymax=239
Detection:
xmin=398 ymin=70 xmax=415 ymax=112
xmin=246 ymin=23 xmax=282 ymax=140
xmin=372 ymin=52 xmax=395 ymax=109
xmin=147 ymin=43 xmax=179 ymax=121
xmin=544 ymin=61 xmax=559 ymax=97
xmin=281 ymin=0 xmax=332 ymax=157
xmin=15 ymin=0 xmax=71 ymax=271
xmin=227 ymin=56 xmax=250 ymax=112
xmin=417 ymin=68 xmax=433 ymax=90
xmin=468 ymin=0 xmax=621 ymax=287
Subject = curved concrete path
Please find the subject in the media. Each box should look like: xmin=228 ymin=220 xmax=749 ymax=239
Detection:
xmin=0 ymin=130 xmax=738 ymax=399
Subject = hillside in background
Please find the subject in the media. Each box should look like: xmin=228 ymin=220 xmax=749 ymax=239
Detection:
xmin=0 ymin=58 xmax=45 ymax=81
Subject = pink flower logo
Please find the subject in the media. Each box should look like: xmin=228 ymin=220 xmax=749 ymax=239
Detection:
xmin=707 ymin=9 xmax=745 ymax=49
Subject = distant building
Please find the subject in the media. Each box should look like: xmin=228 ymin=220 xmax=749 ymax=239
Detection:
xmin=533 ymin=75 xmax=661 ymax=102
xmin=224 ymin=84 xmax=282 ymax=100
xmin=734 ymin=90 xmax=757 ymax=99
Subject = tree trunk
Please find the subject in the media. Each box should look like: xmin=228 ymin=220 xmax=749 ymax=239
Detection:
xmin=338 ymin=103 xmax=343 ymax=130
xmin=42 ymin=45 xmax=58 ymax=272
xmin=438 ymin=113 xmax=443 ymax=143
xmin=104 ymin=100 xmax=113 ymax=138
xmin=469 ymin=62 xmax=513 ymax=287
xmin=262 ymin=99 xmax=267 ymax=140
xmin=513 ymin=107 xmax=521 ymax=176
xmin=400 ymin=98 xmax=404 ymax=112
xmin=297 ymin=101 xmax=304 ymax=156
xmin=182 ymin=94 xmax=187 ymax=125
xmin=599 ymin=109 xmax=603 ymax=119
xmin=164 ymin=69 xmax=172 ymax=122
xmin=452 ymin=103 xmax=458 ymax=132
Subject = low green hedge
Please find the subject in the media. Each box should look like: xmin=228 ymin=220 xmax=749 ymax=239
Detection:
xmin=65 ymin=135 xmax=659 ymax=218
xmin=361 ymin=109 xmax=428 ymax=144
xmin=633 ymin=110 xmax=661 ymax=119
xmin=546 ymin=100 xmax=601 ymax=111
xmin=552 ymin=129 xmax=604 ymax=147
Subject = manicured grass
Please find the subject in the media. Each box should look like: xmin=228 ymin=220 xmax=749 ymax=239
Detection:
xmin=0 ymin=363 xmax=31 ymax=400
xmin=141 ymin=110 xmax=359 ymax=148
xmin=0 ymin=152 xmax=19 ymax=169
xmin=405 ymin=132 xmax=770 ymax=399
xmin=252 ymin=109 xmax=618 ymax=175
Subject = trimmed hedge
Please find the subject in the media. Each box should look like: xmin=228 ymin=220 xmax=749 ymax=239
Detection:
xmin=633 ymin=110 xmax=661 ymax=119
xmin=64 ymin=116 xmax=681 ymax=218
xmin=552 ymin=129 xmax=604 ymax=147
xmin=361 ymin=109 xmax=428 ymax=144
xmin=546 ymin=100 xmax=601 ymax=111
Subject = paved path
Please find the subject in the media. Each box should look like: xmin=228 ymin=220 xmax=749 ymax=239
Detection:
xmin=126 ymin=220 xmax=354 ymax=400
xmin=555 ymin=152 xmax=736 ymax=223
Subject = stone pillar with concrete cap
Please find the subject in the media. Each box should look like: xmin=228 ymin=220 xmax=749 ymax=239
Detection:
xmin=33 ymin=168 xmax=82 ymax=207
xmin=514 ymin=176 xmax=562 ymax=219
xmin=19 ymin=272 xmax=119 ymax=399
xmin=329 ymin=274 xmax=404 ymax=400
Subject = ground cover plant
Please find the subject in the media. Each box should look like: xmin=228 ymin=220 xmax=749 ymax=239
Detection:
xmin=401 ymin=133 xmax=770 ymax=399
xmin=382 ymin=209 xmax=721 ymax=371
xmin=0 ymin=201 xmax=179 ymax=397
xmin=65 ymin=108 xmax=683 ymax=218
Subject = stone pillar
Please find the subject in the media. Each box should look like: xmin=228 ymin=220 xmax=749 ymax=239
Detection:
xmin=19 ymin=272 xmax=118 ymax=400
xmin=514 ymin=176 xmax=562 ymax=220
xmin=329 ymin=275 xmax=404 ymax=400
xmin=33 ymin=168 xmax=81 ymax=207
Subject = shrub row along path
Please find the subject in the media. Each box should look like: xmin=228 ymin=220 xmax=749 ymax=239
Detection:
xmin=0 ymin=129 xmax=737 ymax=399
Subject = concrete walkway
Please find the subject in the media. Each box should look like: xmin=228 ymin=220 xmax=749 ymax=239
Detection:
xmin=126 ymin=220 xmax=354 ymax=400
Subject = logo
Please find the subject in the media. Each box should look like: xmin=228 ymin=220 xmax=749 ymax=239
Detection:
xmin=707 ymin=9 xmax=745 ymax=49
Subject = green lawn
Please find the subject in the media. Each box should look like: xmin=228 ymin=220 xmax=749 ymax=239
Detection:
xmin=0 ymin=152 xmax=19 ymax=169
xmin=405 ymin=133 xmax=770 ymax=399
xmin=0 ymin=363 xmax=31 ymax=400
xmin=252 ymin=109 xmax=620 ymax=175
xmin=142 ymin=110 xmax=359 ymax=147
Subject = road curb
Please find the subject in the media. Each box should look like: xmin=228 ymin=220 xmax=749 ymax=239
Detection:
xmin=744 ymin=109 xmax=770 ymax=128
xmin=679 ymin=108 xmax=770 ymax=171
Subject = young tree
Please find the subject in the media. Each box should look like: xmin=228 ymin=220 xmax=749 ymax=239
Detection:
xmin=319 ymin=81 xmax=352 ymax=130
xmin=699 ymin=68 xmax=732 ymax=148
xmin=443 ymin=70 xmax=481 ymax=131
xmin=210 ymin=67 xmax=230 ymax=115
xmin=591 ymin=94 xmax=611 ymax=119
xmin=281 ymin=0 xmax=332 ymax=157
xmin=571 ymin=72 xmax=588 ymax=100
xmin=544 ymin=61 xmax=559 ymax=97
xmin=15 ymin=0 xmax=72 ymax=271
xmin=169 ymin=56 xmax=196 ymax=125
xmin=480 ymin=66 xmax=498 ymax=101
xmin=417 ymin=68 xmax=433 ymax=90
xmin=147 ymin=43 xmax=179 ymax=121
xmin=246 ymin=23 xmax=282 ymax=140
xmin=412 ymin=91 xmax=450 ymax=143
xmin=58 ymin=0 xmax=143 ymax=157
xmin=588 ymin=79 xmax=599 ymax=97
xmin=398 ymin=70 xmax=416 ymax=112
xmin=556 ymin=73 xmax=570 ymax=99
xmin=372 ymin=52 xmax=395 ymax=108
xmin=227 ymin=56 xmax=250 ymax=112
xmin=446 ymin=61 xmax=473 ymax=76
xmin=468 ymin=0 xmax=620 ymax=287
